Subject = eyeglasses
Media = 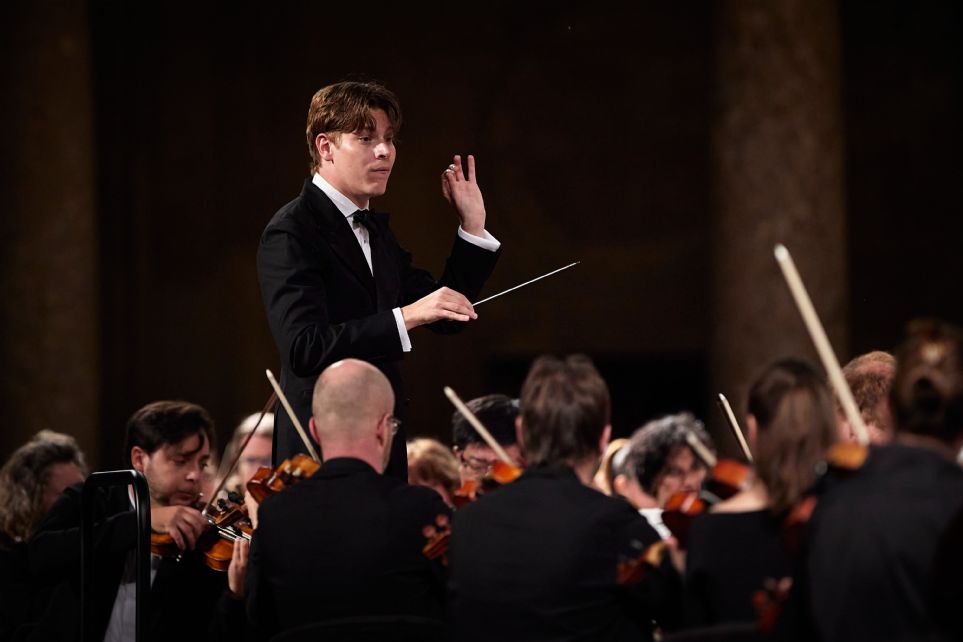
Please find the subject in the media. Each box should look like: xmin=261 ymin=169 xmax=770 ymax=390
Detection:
xmin=387 ymin=416 xmax=402 ymax=436
xmin=458 ymin=452 xmax=500 ymax=476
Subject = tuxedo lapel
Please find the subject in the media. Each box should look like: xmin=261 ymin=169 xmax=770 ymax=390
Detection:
xmin=369 ymin=211 xmax=402 ymax=310
xmin=299 ymin=180 xmax=376 ymax=299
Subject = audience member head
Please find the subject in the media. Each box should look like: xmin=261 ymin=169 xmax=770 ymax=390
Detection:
xmin=747 ymin=358 xmax=837 ymax=514
xmin=890 ymin=319 xmax=963 ymax=453
xmin=451 ymin=394 xmax=521 ymax=482
xmin=407 ymin=438 xmax=461 ymax=507
xmin=125 ymin=401 xmax=215 ymax=508
xmin=623 ymin=413 xmax=714 ymax=507
xmin=837 ymin=351 xmax=896 ymax=444
xmin=592 ymin=437 xmax=629 ymax=495
xmin=220 ymin=412 xmax=275 ymax=497
xmin=0 ymin=430 xmax=87 ymax=544
xmin=518 ymin=354 xmax=611 ymax=482
xmin=310 ymin=359 xmax=397 ymax=472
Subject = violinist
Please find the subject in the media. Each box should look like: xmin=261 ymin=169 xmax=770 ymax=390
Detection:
xmin=245 ymin=359 xmax=450 ymax=638
xmin=682 ymin=358 xmax=836 ymax=628
xmin=618 ymin=414 xmax=715 ymax=539
xmin=28 ymin=401 xmax=248 ymax=642
xmin=451 ymin=394 xmax=522 ymax=483
xmin=449 ymin=355 xmax=682 ymax=641
xmin=0 ymin=430 xmax=87 ymax=640
xmin=788 ymin=320 xmax=963 ymax=642
xmin=218 ymin=411 xmax=275 ymax=500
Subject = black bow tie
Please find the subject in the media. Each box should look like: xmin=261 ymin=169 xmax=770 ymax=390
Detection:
xmin=352 ymin=209 xmax=378 ymax=236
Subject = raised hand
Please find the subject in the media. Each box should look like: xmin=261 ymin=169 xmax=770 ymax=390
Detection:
xmin=441 ymin=154 xmax=486 ymax=236
xmin=151 ymin=505 xmax=208 ymax=551
xmin=401 ymin=286 xmax=477 ymax=330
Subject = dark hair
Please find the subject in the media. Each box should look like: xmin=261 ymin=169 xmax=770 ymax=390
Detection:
xmin=748 ymin=358 xmax=837 ymax=514
xmin=623 ymin=413 xmax=714 ymax=495
xmin=519 ymin=355 xmax=610 ymax=466
xmin=305 ymin=80 xmax=402 ymax=173
xmin=452 ymin=394 xmax=519 ymax=450
xmin=841 ymin=351 xmax=896 ymax=433
xmin=0 ymin=430 xmax=88 ymax=543
xmin=123 ymin=401 xmax=216 ymax=467
xmin=890 ymin=319 xmax=963 ymax=444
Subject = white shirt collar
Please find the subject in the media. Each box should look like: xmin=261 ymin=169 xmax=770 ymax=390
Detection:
xmin=312 ymin=173 xmax=367 ymax=217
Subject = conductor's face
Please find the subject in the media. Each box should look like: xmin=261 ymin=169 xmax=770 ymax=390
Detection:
xmin=321 ymin=108 xmax=396 ymax=209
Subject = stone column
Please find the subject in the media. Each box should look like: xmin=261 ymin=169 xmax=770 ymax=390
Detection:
xmin=0 ymin=3 xmax=100 ymax=464
xmin=710 ymin=0 xmax=848 ymax=453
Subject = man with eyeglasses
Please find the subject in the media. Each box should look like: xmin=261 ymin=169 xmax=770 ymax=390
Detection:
xmin=246 ymin=359 xmax=450 ymax=638
xmin=451 ymin=394 xmax=523 ymax=482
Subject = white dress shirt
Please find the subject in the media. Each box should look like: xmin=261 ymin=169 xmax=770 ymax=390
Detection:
xmin=311 ymin=173 xmax=500 ymax=352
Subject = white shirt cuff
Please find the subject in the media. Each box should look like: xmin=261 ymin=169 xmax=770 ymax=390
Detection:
xmin=457 ymin=226 xmax=501 ymax=252
xmin=392 ymin=308 xmax=412 ymax=352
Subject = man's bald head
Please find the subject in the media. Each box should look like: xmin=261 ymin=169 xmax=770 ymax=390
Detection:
xmin=311 ymin=359 xmax=395 ymax=445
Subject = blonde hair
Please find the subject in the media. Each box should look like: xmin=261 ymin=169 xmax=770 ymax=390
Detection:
xmin=407 ymin=438 xmax=460 ymax=497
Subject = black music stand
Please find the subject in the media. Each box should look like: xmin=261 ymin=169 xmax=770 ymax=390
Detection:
xmin=81 ymin=470 xmax=151 ymax=642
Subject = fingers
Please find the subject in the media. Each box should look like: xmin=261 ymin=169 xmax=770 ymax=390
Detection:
xmin=437 ymin=287 xmax=477 ymax=320
xmin=466 ymin=154 xmax=476 ymax=183
xmin=228 ymin=538 xmax=250 ymax=597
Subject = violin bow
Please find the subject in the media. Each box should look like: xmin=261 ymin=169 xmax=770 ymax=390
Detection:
xmin=773 ymin=245 xmax=870 ymax=445
xmin=265 ymin=369 xmax=322 ymax=463
xmin=716 ymin=393 xmax=753 ymax=463
xmin=443 ymin=386 xmax=515 ymax=466
xmin=685 ymin=430 xmax=718 ymax=468
xmin=200 ymin=390 xmax=277 ymax=517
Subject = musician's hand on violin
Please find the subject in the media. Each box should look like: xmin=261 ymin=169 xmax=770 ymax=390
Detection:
xmin=227 ymin=538 xmax=250 ymax=599
xmin=402 ymin=287 xmax=477 ymax=330
xmin=441 ymin=154 xmax=486 ymax=236
xmin=244 ymin=490 xmax=259 ymax=530
xmin=151 ymin=505 xmax=208 ymax=551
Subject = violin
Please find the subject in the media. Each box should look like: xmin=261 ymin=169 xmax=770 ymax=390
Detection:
xmin=150 ymin=454 xmax=321 ymax=571
xmin=616 ymin=539 xmax=667 ymax=585
xmin=149 ymin=493 xmax=254 ymax=572
xmin=451 ymin=460 xmax=522 ymax=508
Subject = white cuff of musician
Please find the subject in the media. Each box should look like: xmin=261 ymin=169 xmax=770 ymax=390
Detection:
xmin=393 ymin=308 xmax=412 ymax=352
xmin=458 ymin=226 xmax=501 ymax=252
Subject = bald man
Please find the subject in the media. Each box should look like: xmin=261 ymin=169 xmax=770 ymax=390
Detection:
xmin=245 ymin=359 xmax=450 ymax=638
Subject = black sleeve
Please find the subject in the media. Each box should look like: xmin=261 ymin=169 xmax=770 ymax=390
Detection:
xmin=257 ymin=221 xmax=405 ymax=378
xmin=28 ymin=483 xmax=136 ymax=582
xmin=393 ymin=231 xmax=501 ymax=335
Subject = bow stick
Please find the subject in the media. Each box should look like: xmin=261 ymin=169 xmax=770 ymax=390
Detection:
xmin=774 ymin=244 xmax=869 ymax=445
xmin=443 ymin=386 xmax=514 ymax=466
xmin=685 ymin=430 xmax=719 ymax=468
xmin=265 ymin=369 xmax=322 ymax=463
xmin=200 ymin=391 xmax=276 ymax=517
xmin=717 ymin=393 xmax=753 ymax=462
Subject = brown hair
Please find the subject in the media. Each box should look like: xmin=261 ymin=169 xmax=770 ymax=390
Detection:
xmin=407 ymin=438 xmax=461 ymax=497
xmin=123 ymin=400 xmax=215 ymax=467
xmin=748 ymin=359 xmax=837 ymax=514
xmin=305 ymin=81 xmax=402 ymax=173
xmin=0 ymin=430 xmax=88 ymax=544
xmin=890 ymin=319 xmax=963 ymax=445
xmin=623 ymin=413 xmax=714 ymax=496
xmin=841 ymin=351 xmax=896 ymax=433
xmin=519 ymin=354 xmax=610 ymax=467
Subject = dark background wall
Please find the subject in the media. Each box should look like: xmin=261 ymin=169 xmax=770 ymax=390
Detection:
xmin=2 ymin=1 xmax=960 ymax=469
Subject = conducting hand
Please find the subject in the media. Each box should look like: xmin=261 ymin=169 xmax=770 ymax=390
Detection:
xmin=441 ymin=154 xmax=486 ymax=236
xmin=402 ymin=286 xmax=477 ymax=330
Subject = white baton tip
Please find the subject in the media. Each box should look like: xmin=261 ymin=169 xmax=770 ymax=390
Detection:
xmin=774 ymin=244 xmax=789 ymax=261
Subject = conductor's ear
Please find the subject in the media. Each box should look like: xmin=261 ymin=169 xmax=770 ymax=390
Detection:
xmin=316 ymin=133 xmax=337 ymax=163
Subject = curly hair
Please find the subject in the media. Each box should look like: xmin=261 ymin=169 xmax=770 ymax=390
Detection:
xmin=623 ymin=413 xmax=714 ymax=496
xmin=0 ymin=430 xmax=87 ymax=544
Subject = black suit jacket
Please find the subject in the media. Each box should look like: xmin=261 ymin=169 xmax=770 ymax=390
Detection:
xmin=28 ymin=483 xmax=242 ymax=642
xmin=449 ymin=464 xmax=682 ymax=642
xmin=246 ymin=458 xmax=450 ymax=639
xmin=257 ymin=180 xmax=500 ymax=478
